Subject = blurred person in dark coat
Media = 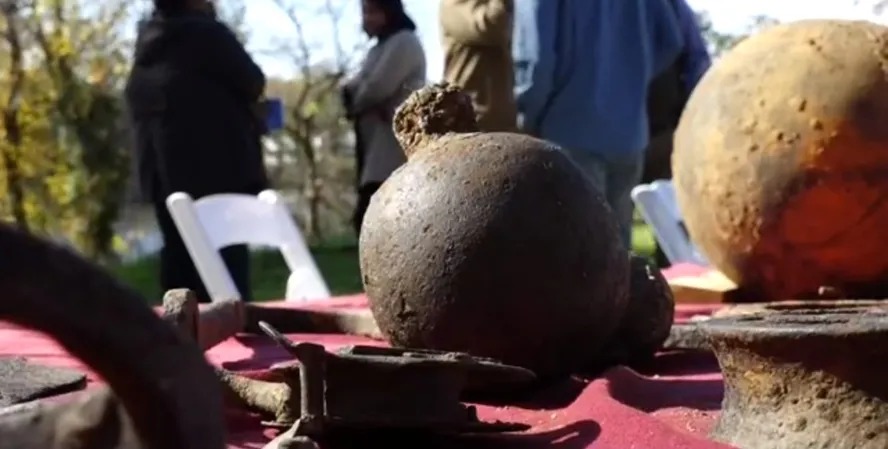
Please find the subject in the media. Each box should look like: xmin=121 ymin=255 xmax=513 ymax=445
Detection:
xmin=124 ymin=0 xmax=268 ymax=302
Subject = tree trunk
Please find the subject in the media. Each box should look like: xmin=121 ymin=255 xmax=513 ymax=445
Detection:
xmin=1 ymin=6 xmax=29 ymax=230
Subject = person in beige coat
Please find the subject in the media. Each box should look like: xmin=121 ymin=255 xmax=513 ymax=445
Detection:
xmin=440 ymin=0 xmax=516 ymax=132
xmin=343 ymin=0 xmax=426 ymax=234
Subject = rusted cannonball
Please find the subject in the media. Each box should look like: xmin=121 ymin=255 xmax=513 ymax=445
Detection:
xmin=603 ymin=255 xmax=675 ymax=367
xmin=673 ymin=19 xmax=888 ymax=300
xmin=359 ymin=83 xmax=629 ymax=377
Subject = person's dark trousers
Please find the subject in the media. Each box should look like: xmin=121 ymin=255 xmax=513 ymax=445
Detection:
xmin=152 ymin=194 xmax=253 ymax=303
xmin=353 ymin=182 xmax=383 ymax=235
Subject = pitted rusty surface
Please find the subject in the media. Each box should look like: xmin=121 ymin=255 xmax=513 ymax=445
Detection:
xmin=674 ymin=19 xmax=888 ymax=301
xmin=393 ymin=82 xmax=479 ymax=158
xmin=362 ymin=83 xmax=629 ymax=378
xmin=254 ymin=324 xmax=529 ymax=448
xmin=701 ymin=305 xmax=888 ymax=449
xmin=223 ymin=322 xmax=536 ymax=430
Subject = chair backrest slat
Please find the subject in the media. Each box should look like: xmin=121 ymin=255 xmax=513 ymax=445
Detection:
xmin=166 ymin=190 xmax=331 ymax=302
xmin=631 ymin=180 xmax=708 ymax=266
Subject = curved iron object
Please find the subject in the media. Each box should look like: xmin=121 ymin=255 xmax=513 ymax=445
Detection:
xmin=0 ymin=225 xmax=225 ymax=449
xmin=701 ymin=304 xmax=888 ymax=449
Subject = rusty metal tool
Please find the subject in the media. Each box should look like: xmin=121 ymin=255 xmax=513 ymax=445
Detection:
xmin=260 ymin=321 xmax=537 ymax=396
xmin=162 ymin=289 xmax=384 ymax=348
xmin=217 ymin=321 xmax=532 ymax=448
xmin=258 ymin=321 xmax=531 ymax=448
xmin=700 ymin=303 xmax=888 ymax=449
xmin=244 ymin=305 xmax=382 ymax=340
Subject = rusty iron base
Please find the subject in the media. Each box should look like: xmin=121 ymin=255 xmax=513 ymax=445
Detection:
xmin=256 ymin=323 xmax=530 ymax=448
xmin=701 ymin=303 xmax=888 ymax=449
xmin=711 ymin=299 xmax=888 ymax=319
xmin=665 ymin=300 xmax=888 ymax=351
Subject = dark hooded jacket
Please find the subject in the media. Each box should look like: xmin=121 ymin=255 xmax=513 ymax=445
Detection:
xmin=124 ymin=10 xmax=268 ymax=201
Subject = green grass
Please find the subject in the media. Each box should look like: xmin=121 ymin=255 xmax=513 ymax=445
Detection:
xmin=631 ymin=222 xmax=656 ymax=257
xmin=112 ymin=225 xmax=656 ymax=302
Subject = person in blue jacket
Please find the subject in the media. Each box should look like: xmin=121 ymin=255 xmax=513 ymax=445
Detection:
xmin=671 ymin=0 xmax=711 ymax=95
xmin=513 ymin=0 xmax=685 ymax=249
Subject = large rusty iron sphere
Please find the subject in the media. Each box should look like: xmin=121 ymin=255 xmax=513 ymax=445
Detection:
xmin=359 ymin=83 xmax=630 ymax=377
xmin=673 ymin=19 xmax=888 ymax=300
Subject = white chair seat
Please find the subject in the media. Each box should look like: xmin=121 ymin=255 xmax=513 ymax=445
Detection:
xmin=166 ymin=190 xmax=331 ymax=302
xmin=631 ymin=179 xmax=708 ymax=266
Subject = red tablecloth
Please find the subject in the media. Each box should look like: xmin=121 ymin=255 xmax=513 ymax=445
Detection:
xmin=0 ymin=263 xmax=733 ymax=449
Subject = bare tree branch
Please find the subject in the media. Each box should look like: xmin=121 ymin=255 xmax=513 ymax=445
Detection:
xmin=264 ymin=0 xmax=361 ymax=238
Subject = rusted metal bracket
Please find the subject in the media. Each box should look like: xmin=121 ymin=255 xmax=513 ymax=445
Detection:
xmin=220 ymin=322 xmax=531 ymax=448
xmin=700 ymin=302 xmax=888 ymax=449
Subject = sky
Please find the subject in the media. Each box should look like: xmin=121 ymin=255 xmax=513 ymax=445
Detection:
xmin=242 ymin=0 xmax=884 ymax=81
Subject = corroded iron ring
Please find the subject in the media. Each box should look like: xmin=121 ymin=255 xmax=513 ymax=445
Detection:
xmin=0 ymin=225 xmax=224 ymax=449
xmin=701 ymin=305 xmax=888 ymax=449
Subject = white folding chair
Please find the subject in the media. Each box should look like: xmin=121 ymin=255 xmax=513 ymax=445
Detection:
xmin=631 ymin=179 xmax=709 ymax=266
xmin=165 ymin=190 xmax=331 ymax=302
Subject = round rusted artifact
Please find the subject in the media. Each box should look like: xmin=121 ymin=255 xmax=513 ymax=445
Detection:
xmin=673 ymin=19 xmax=888 ymax=301
xmin=701 ymin=306 xmax=888 ymax=449
xmin=359 ymin=83 xmax=629 ymax=377
xmin=603 ymin=255 xmax=675 ymax=366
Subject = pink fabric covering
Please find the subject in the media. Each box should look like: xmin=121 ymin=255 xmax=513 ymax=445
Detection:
xmin=0 ymin=264 xmax=735 ymax=448
xmin=662 ymin=263 xmax=714 ymax=279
